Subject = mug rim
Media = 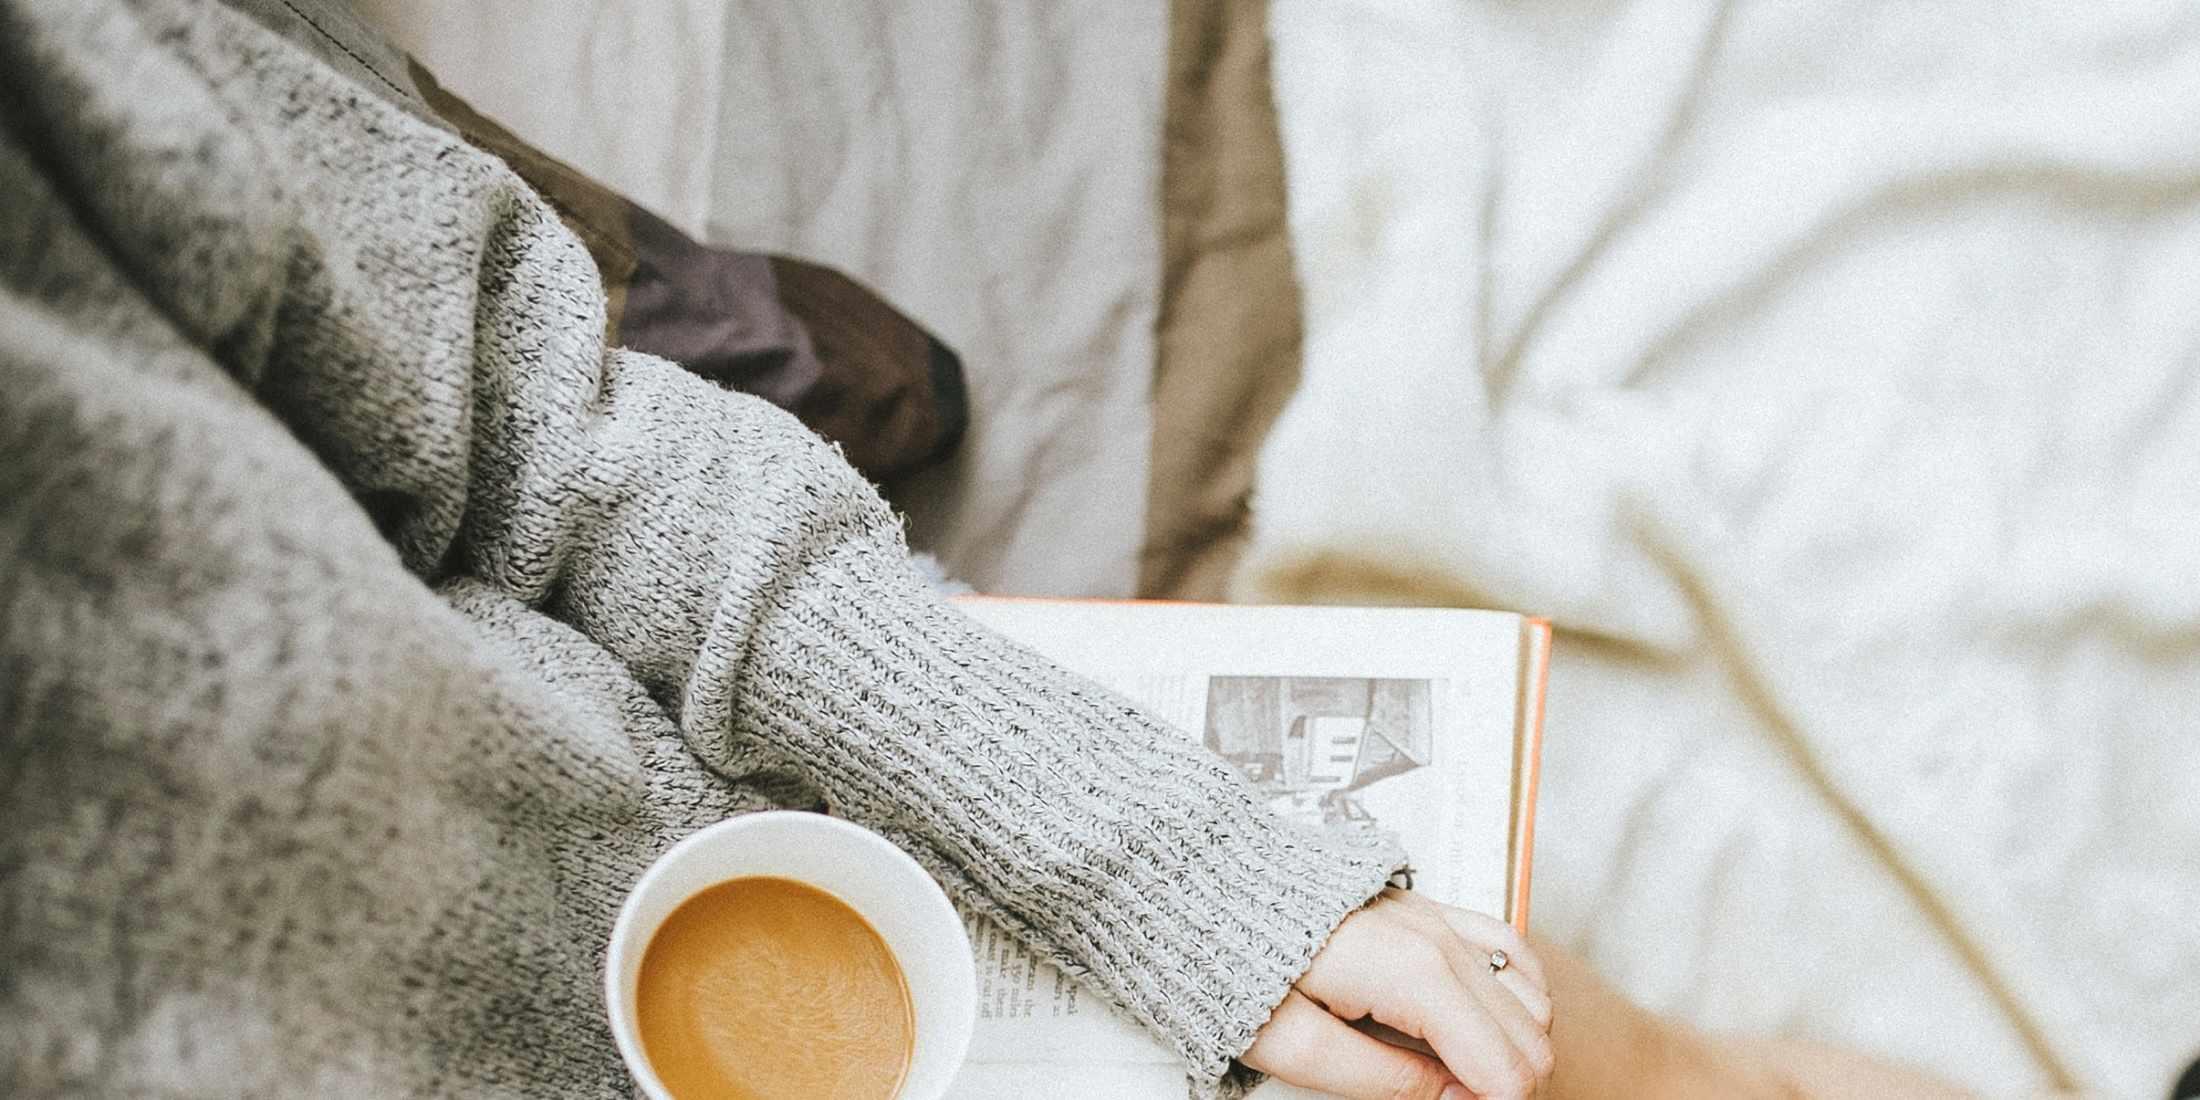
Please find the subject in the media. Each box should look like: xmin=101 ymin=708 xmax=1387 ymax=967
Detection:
xmin=603 ymin=810 xmax=977 ymax=1100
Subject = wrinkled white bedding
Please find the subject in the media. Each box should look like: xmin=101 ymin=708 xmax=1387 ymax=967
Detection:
xmin=1257 ymin=1 xmax=2200 ymax=1095
xmin=355 ymin=0 xmax=732 ymax=232
xmin=364 ymin=0 xmax=1164 ymax=598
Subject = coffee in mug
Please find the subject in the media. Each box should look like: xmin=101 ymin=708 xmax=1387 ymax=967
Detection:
xmin=634 ymin=876 xmax=913 ymax=1098
xmin=606 ymin=812 xmax=977 ymax=1100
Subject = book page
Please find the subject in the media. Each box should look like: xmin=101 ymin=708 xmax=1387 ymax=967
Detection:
xmin=947 ymin=600 xmax=1527 ymax=1095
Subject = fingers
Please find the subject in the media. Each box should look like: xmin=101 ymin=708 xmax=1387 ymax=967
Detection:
xmin=1492 ymin=965 xmax=1553 ymax=1033
xmin=1454 ymin=948 xmax=1554 ymax=1085
xmin=1437 ymin=908 xmax=1552 ymax=1030
xmin=1430 ymin=908 xmax=1553 ymax=1084
xmin=1385 ymin=893 xmax=1550 ymax=1037
xmin=1412 ymin=977 xmax=1545 ymax=1100
xmin=1412 ymin=908 xmax=1547 ymax=1077
xmin=1439 ymin=908 xmax=1548 ymax=990
xmin=1242 ymin=988 xmax=1463 ymax=1100
xmin=1299 ymin=896 xmax=1547 ymax=1100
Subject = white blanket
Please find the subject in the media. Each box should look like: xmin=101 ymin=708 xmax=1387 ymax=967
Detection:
xmin=1257 ymin=2 xmax=2200 ymax=1095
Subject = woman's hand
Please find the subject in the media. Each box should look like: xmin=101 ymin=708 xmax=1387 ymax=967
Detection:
xmin=1243 ymin=889 xmax=1554 ymax=1100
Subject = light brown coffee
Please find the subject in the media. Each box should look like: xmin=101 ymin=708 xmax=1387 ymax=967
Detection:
xmin=635 ymin=876 xmax=914 ymax=1099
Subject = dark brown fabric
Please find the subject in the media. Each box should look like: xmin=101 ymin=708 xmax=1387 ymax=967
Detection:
xmin=406 ymin=59 xmax=965 ymax=481
xmin=616 ymin=210 xmax=967 ymax=480
xmin=763 ymin=255 xmax=967 ymax=480
xmin=1142 ymin=0 xmax=1305 ymax=600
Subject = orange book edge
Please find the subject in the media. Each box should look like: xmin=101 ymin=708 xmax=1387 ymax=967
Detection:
xmin=1506 ymin=618 xmax=1551 ymax=935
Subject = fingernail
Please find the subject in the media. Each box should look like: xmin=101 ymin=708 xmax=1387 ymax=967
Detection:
xmin=1440 ymin=1086 xmax=1472 ymax=1100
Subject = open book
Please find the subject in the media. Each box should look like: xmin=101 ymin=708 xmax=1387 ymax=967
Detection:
xmin=944 ymin=599 xmax=1551 ymax=1099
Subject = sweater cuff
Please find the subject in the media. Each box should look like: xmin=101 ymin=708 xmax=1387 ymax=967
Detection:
xmin=721 ymin=529 xmax=1407 ymax=1094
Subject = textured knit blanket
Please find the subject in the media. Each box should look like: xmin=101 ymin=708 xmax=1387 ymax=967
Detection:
xmin=0 ymin=2 xmax=1399 ymax=1096
xmin=1248 ymin=2 xmax=2200 ymax=1095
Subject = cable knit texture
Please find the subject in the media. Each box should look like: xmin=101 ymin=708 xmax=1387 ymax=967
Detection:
xmin=0 ymin=2 xmax=1402 ymax=1097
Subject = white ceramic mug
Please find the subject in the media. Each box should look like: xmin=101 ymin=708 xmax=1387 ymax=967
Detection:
xmin=604 ymin=811 xmax=978 ymax=1100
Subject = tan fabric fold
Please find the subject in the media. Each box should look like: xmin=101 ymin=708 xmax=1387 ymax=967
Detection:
xmin=1141 ymin=0 xmax=1304 ymax=600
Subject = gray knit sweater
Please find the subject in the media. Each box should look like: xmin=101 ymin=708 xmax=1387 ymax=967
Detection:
xmin=0 ymin=2 xmax=1401 ymax=1096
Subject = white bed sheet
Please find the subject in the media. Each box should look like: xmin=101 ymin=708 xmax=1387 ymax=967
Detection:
xmin=1257 ymin=2 xmax=2200 ymax=1095
xmin=366 ymin=0 xmax=1164 ymax=599
xmin=354 ymin=0 xmax=732 ymax=233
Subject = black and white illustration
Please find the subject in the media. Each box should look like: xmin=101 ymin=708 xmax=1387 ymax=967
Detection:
xmin=1203 ymin=676 xmax=1436 ymax=831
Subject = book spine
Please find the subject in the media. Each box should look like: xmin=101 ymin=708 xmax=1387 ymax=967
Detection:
xmin=1508 ymin=619 xmax=1553 ymax=935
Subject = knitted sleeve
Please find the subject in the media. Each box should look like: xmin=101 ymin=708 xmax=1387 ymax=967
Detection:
xmin=109 ymin=5 xmax=1407 ymax=1085
xmin=452 ymin=206 xmax=1398 ymax=1098
xmin=533 ymin=347 xmax=1405 ymax=1095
